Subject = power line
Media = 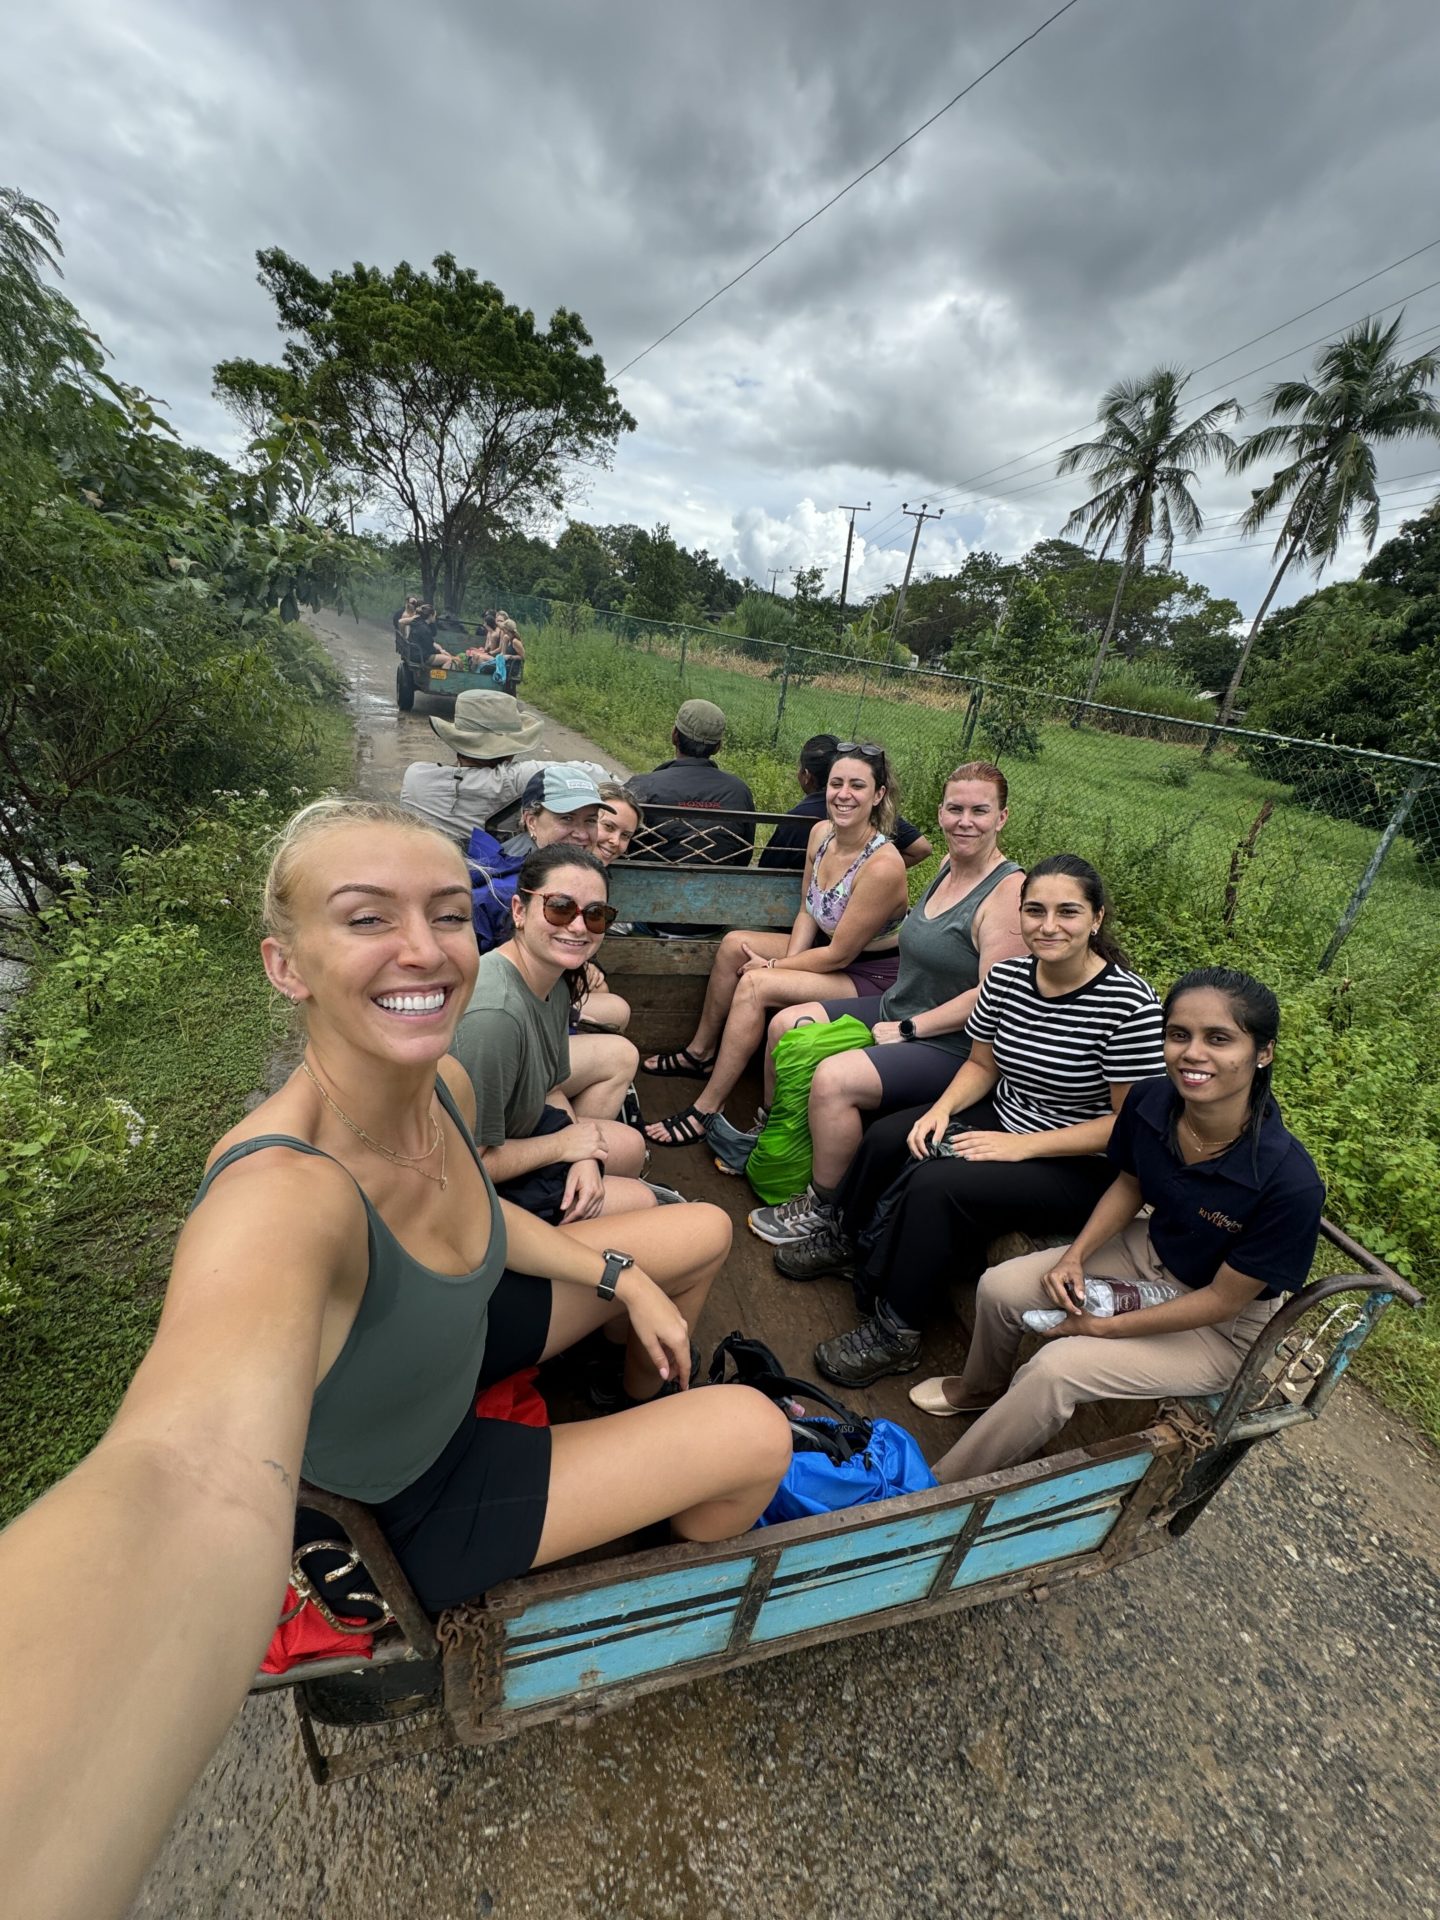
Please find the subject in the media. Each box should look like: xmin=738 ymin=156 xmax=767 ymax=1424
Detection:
xmin=862 ymin=242 xmax=1440 ymax=542
xmin=611 ymin=0 xmax=1087 ymax=379
xmin=866 ymin=305 xmax=1440 ymax=542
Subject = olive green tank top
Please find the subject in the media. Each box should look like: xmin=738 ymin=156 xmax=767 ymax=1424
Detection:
xmin=188 ymin=1077 xmax=508 ymax=1502
xmin=878 ymin=859 xmax=1022 ymax=1057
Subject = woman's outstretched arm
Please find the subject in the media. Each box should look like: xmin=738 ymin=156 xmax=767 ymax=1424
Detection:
xmin=0 ymin=1153 xmax=345 ymax=1920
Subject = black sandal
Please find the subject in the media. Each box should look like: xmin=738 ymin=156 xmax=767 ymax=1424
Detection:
xmin=644 ymin=1107 xmax=712 ymax=1148
xmin=641 ymin=1047 xmax=715 ymax=1080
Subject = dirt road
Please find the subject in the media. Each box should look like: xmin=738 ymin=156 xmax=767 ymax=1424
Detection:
xmin=132 ymin=611 xmax=1440 ymax=1920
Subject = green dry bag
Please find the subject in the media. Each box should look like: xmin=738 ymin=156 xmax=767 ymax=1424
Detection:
xmin=745 ymin=1014 xmax=874 ymax=1204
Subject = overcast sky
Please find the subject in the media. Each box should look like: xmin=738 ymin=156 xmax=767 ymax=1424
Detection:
xmin=5 ymin=0 xmax=1439 ymax=619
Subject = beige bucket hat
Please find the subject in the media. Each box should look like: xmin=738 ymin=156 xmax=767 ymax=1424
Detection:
xmin=430 ymin=689 xmax=545 ymax=758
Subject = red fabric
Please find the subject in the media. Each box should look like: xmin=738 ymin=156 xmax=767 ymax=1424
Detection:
xmin=260 ymin=1591 xmax=373 ymax=1674
xmin=474 ymin=1365 xmax=549 ymax=1426
xmin=260 ymin=1370 xmax=548 ymax=1675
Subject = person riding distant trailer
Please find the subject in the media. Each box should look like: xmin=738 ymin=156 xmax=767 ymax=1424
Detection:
xmin=391 ymin=593 xmax=422 ymax=640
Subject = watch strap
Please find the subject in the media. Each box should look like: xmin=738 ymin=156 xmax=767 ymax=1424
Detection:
xmin=597 ymin=1249 xmax=634 ymax=1302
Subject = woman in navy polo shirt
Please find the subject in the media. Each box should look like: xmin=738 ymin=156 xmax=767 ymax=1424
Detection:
xmin=917 ymin=967 xmax=1325 ymax=1483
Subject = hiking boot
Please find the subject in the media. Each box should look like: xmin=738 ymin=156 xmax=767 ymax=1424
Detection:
xmin=748 ymin=1184 xmax=838 ymax=1247
xmin=813 ymin=1302 xmax=922 ymax=1387
xmin=708 ymin=1111 xmax=759 ymax=1177
xmin=773 ymin=1219 xmax=856 ymax=1282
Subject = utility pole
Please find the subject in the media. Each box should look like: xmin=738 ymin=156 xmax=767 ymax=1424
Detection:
xmin=837 ymin=501 xmax=870 ymax=615
xmin=768 ymin=569 xmax=782 ymax=597
xmin=888 ymin=502 xmax=943 ymax=650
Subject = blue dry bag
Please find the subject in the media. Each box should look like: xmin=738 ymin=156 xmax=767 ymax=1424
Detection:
xmin=706 ymin=1333 xmax=937 ymax=1527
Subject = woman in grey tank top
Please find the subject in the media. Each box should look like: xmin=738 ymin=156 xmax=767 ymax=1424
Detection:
xmin=0 ymin=801 xmax=790 ymax=1902
xmin=747 ymin=763 xmax=1027 ymax=1246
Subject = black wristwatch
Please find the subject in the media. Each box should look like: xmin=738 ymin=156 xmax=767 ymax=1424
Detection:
xmin=597 ymin=1249 xmax=635 ymax=1302
xmin=898 ymin=1018 xmax=917 ymax=1041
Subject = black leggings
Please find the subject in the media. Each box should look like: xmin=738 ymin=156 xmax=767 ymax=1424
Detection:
xmin=836 ymin=1100 xmax=1115 ymax=1326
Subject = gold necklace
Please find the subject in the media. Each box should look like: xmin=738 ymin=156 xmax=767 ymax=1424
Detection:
xmin=300 ymin=1059 xmax=448 ymax=1189
xmin=1182 ymin=1111 xmax=1243 ymax=1157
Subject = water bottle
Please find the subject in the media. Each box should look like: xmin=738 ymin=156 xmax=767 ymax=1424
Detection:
xmin=1023 ymin=1275 xmax=1181 ymax=1333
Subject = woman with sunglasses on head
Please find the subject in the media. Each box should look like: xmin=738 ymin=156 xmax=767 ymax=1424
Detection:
xmin=0 ymin=800 xmax=789 ymax=1920
xmin=641 ymin=743 xmax=909 ymax=1160
xmin=923 ymin=968 xmax=1324 ymax=1483
xmin=454 ymin=844 xmax=660 ymax=1222
xmin=798 ymin=856 xmax=1167 ymax=1390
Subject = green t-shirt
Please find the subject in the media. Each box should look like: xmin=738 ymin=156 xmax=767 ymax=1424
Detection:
xmin=453 ymin=950 xmax=571 ymax=1145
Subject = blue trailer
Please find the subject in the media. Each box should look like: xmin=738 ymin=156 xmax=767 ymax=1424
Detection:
xmin=252 ymin=807 xmax=1424 ymax=1782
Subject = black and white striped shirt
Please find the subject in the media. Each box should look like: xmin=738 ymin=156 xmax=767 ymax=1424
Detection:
xmin=965 ymin=957 xmax=1165 ymax=1134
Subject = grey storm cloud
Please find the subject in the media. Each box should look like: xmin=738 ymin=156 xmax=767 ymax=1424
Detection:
xmin=3 ymin=0 xmax=1438 ymax=610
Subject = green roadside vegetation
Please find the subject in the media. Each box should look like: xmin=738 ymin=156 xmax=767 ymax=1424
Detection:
xmin=521 ymin=623 xmax=1440 ymax=1443
xmin=0 ymin=191 xmax=368 ymax=1523
xmin=0 ymin=716 xmax=355 ymax=1525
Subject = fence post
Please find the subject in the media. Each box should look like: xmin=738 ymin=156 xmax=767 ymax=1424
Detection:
xmin=678 ymin=629 xmax=688 ymax=686
xmin=852 ymin=664 xmax=870 ymax=737
xmin=1317 ymin=769 xmax=1431 ymax=974
xmin=773 ymin=646 xmax=792 ymax=747
xmin=959 ymin=685 xmax=984 ymax=754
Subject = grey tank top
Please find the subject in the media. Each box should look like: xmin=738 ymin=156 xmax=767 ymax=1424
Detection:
xmin=878 ymin=859 xmax=1022 ymax=1057
xmin=188 ymin=1077 xmax=508 ymax=1502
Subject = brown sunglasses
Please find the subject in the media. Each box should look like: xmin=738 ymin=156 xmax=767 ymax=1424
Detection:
xmin=521 ymin=890 xmax=618 ymax=935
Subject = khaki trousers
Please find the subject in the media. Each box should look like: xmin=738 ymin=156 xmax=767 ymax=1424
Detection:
xmin=939 ymin=1218 xmax=1276 ymax=1481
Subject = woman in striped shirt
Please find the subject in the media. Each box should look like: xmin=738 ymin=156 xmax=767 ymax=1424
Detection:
xmin=800 ymin=855 xmax=1166 ymax=1388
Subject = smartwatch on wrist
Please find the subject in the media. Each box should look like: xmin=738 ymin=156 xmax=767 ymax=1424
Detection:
xmin=898 ymin=1018 xmax=917 ymax=1041
xmin=597 ymin=1249 xmax=635 ymax=1302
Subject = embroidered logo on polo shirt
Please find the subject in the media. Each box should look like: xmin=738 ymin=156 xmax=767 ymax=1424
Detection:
xmin=1198 ymin=1206 xmax=1243 ymax=1233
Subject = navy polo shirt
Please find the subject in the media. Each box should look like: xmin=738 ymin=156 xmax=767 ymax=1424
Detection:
xmin=1107 ymin=1077 xmax=1325 ymax=1297
xmin=757 ymin=792 xmax=925 ymax=872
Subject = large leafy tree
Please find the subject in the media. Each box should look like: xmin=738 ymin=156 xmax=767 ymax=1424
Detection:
xmin=1217 ymin=315 xmax=1440 ymax=728
xmin=214 ymin=251 xmax=635 ymax=612
xmin=0 ymin=187 xmax=368 ymax=914
xmin=1057 ymin=368 xmax=1240 ymax=708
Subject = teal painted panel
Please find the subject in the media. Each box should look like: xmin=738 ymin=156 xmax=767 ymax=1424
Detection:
xmin=982 ymin=1450 xmax=1151 ymax=1531
xmin=767 ymin=1505 xmax=974 ymax=1581
xmin=608 ymin=866 xmax=801 ymax=931
xmin=749 ymin=1508 xmax=973 ymax=1645
xmin=504 ymin=1556 xmax=753 ymax=1646
xmin=751 ymin=1550 xmax=948 ymax=1644
xmin=953 ymin=1505 xmax=1120 ymax=1588
xmin=503 ymin=1597 xmax=741 ymax=1707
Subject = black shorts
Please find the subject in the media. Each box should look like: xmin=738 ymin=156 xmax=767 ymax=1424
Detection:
xmin=492 ymin=1105 xmax=572 ymax=1225
xmin=817 ymin=994 xmax=964 ymax=1111
xmin=296 ymin=1269 xmax=555 ymax=1617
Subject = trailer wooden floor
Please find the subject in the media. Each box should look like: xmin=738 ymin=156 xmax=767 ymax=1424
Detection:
xmin=539 ymin=1064 xmax=1152 ymax=1472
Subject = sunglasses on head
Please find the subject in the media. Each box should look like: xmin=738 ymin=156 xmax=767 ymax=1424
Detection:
xmin=833 ymin=740 xmax=886 ymax=763
xmin=521 ymin=890 xmax=618 ymax=935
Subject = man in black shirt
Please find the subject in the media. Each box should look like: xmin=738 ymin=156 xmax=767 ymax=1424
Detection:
xmin=628 ymin=699 xmax=756 ymax=869
xmin=758 ymin=733 xmax=934 ymax=872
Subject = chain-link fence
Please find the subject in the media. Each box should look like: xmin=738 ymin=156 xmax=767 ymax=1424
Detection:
xmin=356 ymin=576 xmax=1438 ymax=978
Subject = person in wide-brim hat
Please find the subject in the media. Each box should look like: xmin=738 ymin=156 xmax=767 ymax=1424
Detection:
xmin=430 ymin=689 xmax=544 ymax=759
xmin=401 ymin=690 xmax=600 ymax=849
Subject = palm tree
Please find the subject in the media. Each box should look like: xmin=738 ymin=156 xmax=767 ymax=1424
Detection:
xmin=1216 ymin=314 xmax=1440 ymax=730
xmin=1057 ymin=367 xmax=1240 ymax=712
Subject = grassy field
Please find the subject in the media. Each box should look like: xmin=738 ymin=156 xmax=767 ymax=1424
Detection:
xmin=0 ymin=707 xmax=354 ymax=1525
xmin=524 ymin=623 xmax=1440 ymax=1443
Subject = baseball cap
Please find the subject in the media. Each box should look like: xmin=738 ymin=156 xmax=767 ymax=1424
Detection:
xmin=675 ymin=698 xmax=726 ymax=745
xmin=520 ymin=763 xmax=605 ymax=814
